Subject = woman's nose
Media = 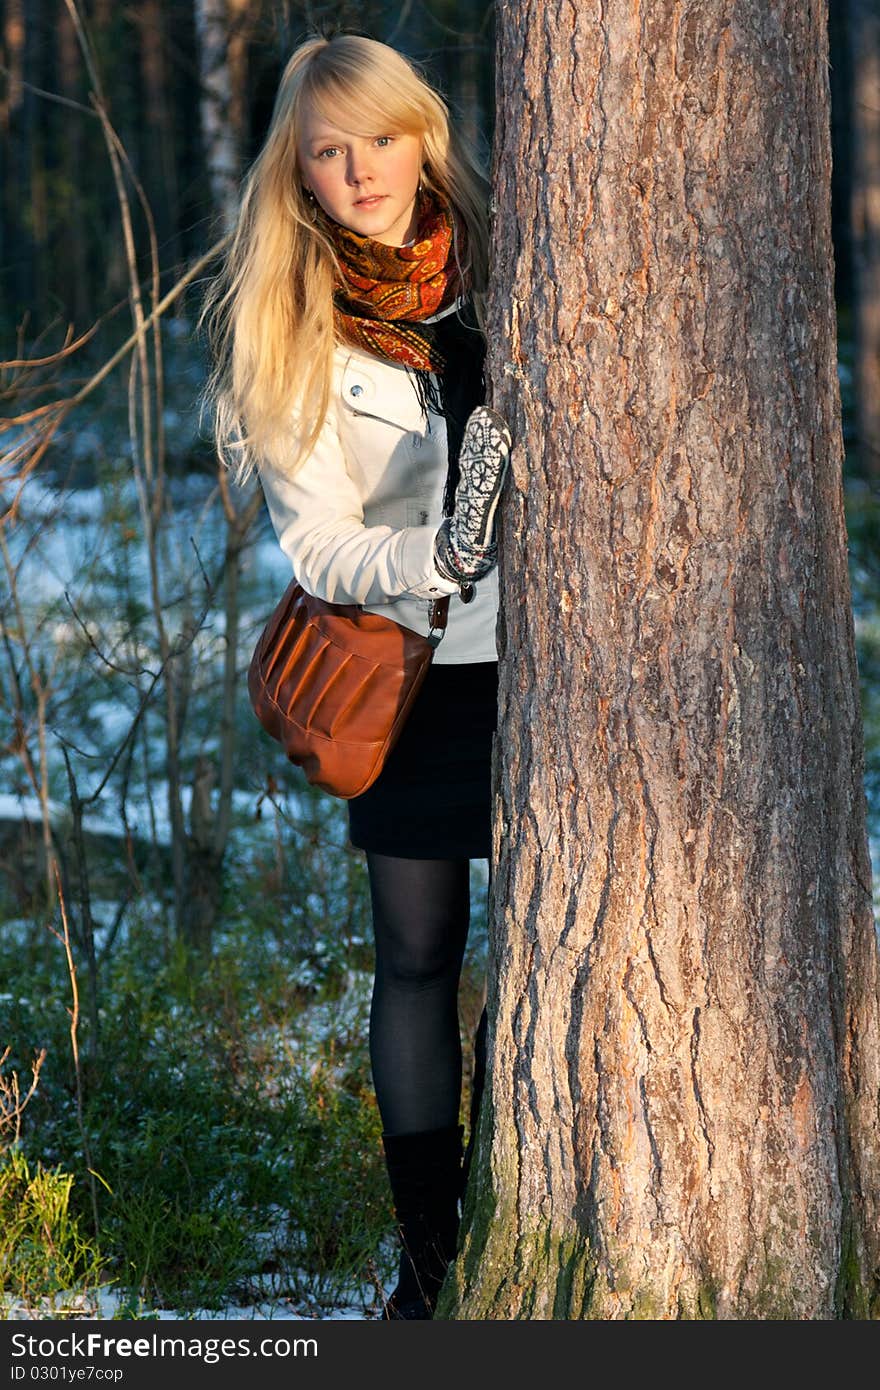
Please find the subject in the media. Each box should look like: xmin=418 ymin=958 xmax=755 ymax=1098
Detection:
xmin=347 ymin=146 xmax=375 ymax=185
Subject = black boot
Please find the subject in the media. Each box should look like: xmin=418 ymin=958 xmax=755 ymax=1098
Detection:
xmin=380 ymin=1123 xmax=463 ymax=1320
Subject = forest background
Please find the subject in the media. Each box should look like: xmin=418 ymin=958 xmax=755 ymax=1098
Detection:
xmin=0 ymin=0 xmax=877 ymax=1319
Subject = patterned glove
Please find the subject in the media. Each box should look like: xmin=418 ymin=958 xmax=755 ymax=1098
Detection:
xmin=433 ymin=406 xmax=512 ymax=587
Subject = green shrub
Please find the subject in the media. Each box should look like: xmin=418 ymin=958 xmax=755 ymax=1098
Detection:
xmin=0 ymin=847 xmax=489 ymax=1315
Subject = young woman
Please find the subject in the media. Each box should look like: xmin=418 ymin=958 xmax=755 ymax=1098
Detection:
xmin=199 ymin=32 xmax=510 ymax=1319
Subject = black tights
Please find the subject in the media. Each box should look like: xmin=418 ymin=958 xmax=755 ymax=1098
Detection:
xmin=366 ymin=852 xmax=487 ymax=1138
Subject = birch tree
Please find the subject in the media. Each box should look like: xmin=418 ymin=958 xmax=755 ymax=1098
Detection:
xmin=194 ymin=0 xmax=249 ymax=235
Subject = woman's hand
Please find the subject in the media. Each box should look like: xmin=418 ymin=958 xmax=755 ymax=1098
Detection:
xmin=433 ymin=406 xmax=513 ymax=585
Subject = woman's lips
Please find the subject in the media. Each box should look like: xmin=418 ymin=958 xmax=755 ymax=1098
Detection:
xmin=354 ymin=195 xmax=385 ymax=208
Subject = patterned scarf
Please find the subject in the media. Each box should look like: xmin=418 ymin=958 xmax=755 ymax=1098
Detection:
xmin=327 ymin=188 xmax=463 ymax=371
xmin=325 ymin=188 xmax=486 ymax=514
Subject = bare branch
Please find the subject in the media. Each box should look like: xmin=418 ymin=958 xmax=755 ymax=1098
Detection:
xmin=46 ymin=865 xmax=99 ymax=1235
xmin=0 ymin=1045 xmax=47 ymax=1150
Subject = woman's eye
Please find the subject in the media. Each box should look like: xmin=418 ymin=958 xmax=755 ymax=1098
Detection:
xmin=375 ymin=136 xmax=393 ymax=147
xmin=318 ymin=147 xmax=340 ymax=159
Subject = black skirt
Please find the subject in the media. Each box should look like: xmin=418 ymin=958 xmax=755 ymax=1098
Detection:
xmin=347 ymin=660 xmax=498 ymax=860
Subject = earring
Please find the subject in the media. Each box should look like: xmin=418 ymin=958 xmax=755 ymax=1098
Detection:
xmin=302 ymin=187 xmax=317 ymax=223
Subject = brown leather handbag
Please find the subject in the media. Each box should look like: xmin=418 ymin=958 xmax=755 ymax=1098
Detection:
xmin=247 ymin=580 xmax=451 ymax=799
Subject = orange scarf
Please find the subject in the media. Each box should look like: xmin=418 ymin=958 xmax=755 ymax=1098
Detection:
xmin=326 ymin=189 xmax=464 ymax=372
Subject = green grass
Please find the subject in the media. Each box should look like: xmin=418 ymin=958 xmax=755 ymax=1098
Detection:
xmin=0 ymin=1146 xmax=110 ymax=1317
xmin=0 ymin=847 xmax=490 ymax=1318
xmin=0 ymin=889 xmax=384 ymax=1315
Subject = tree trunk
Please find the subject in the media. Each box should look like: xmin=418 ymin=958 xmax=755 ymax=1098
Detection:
xmin=184 ymin=754 xmax=222 ymax=959
xmin=848 ymin=0 xmax=880 ymax=476
xmin=56 ymin=1 xmax=90 ymax=328
xmin=180 ymin=483 xmax=262 ymax=954
xmin=138 ymin=0 xmax=184 ymax=285
xmin=227 ymin=0 xmax=254 ymax=170
xmin=0 ymin=0 xmax=26 ymax=307
xmin=194 ymin=0 xmax=240 ymax=235
xmin=445 ymin=0 xmax=880 ymax=1320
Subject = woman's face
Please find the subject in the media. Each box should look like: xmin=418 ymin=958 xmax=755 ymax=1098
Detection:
xmin=297 ymin=103 xmax=423 ymax=246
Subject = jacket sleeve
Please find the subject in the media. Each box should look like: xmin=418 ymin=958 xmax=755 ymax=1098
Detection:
xmin=257 ymin=405 xmax=461 ymax=606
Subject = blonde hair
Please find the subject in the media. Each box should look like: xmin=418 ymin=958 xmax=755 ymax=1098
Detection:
xmin=197 ymin=34 xmax=490 ymax=484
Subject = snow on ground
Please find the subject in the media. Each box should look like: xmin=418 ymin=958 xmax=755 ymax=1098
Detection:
xmin=0 ymin=793 xmax=140 ymax=844
xmin=0 ymin=780 xmax=325 ymax=854
xmin=2 ymin=1278 xmax=394 ymax=1321
xmin=1 ymin=1298 xmax=380 ymax=1322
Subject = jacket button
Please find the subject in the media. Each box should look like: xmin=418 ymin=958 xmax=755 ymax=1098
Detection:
xmin=349 ymin=384 xmax=364 ymax=398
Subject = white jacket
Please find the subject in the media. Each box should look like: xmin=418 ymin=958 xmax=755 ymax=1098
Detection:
xmin=257 ymin=325 xmax=499 ymax=664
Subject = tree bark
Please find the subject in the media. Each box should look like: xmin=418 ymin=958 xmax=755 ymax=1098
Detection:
xmin=138 ymin=0 xmax=184 ymax=284
xmin=0 ymin=0 xmax=26 ymax=304
xmin=445 ymin=0 xmax=880 ymax=1320
xmin=184 ymin=754 xmax=222 ymax=958
xmin=56 ymin=2 xmax=90 ymax=328
xmin=227 ymin=0 xmax=254 ymax=168
xmin=194 ymin=0 xmax=240 ymax=235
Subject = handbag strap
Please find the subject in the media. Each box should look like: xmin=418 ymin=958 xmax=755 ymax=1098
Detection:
xmin=427 ymin=595 xmax=451 ymax=648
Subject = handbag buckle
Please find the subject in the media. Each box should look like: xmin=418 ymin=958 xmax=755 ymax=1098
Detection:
xmin=427 ymin=595 xmax=450 ymax=646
